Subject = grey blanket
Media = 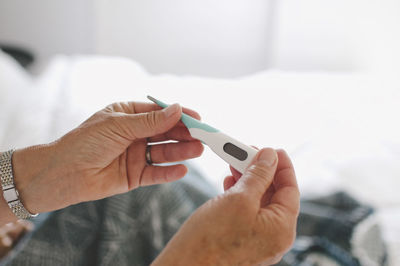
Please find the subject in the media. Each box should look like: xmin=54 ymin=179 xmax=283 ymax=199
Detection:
xmin=1 ymin=166 xmax=387 ymax=266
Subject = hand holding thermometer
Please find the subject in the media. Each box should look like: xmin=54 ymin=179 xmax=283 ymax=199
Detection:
xmin=147 ymin=95 xmax=258 ymax=174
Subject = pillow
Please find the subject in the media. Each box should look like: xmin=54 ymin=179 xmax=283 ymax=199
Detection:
xmin=0 ymin=50 xmax=38 ymax=150
xmin=0 ymin=49 xmax=32 ymax=102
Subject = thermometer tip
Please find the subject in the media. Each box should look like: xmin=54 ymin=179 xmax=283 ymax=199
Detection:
xmin=147 ymin=95 xmax=157 ymax=103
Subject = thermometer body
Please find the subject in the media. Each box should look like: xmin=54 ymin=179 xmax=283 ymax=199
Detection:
xmin=147 ymin=96 xmax=258 ymax=174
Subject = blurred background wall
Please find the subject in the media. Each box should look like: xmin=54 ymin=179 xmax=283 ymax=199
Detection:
xmin=0 ymin=0 xmax=96 ymax=72
xmin=0 ymin=0 xmax=399 ymax=77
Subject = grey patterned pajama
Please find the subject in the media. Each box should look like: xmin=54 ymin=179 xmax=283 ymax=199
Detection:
xmin=1 ymin=166 xmax=215 ymax=266
xmin=0 ymin=164 xmax=387 ymax=266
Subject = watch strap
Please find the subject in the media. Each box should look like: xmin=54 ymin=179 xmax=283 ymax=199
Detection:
xmin=0 ymin=150 xmax=38 ymax=219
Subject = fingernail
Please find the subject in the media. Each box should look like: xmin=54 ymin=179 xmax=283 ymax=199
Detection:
xmin=164 ymin=103 xmax=180 ymax=118
xmin=257 ymin=148 xmax=277 ymax=167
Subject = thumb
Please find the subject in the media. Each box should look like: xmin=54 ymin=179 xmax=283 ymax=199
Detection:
xmin=236 ymin=148 xmax=278 ymax=201
xmin=117 ymin=104 xmax=182 ymax=140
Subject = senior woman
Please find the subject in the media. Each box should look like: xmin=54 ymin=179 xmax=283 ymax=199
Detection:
xmin=0 ymin=101 xmax=299 ymax=265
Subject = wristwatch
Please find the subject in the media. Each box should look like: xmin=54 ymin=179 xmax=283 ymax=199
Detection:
xmin=0 ymin=150 xmax=38 ymax=219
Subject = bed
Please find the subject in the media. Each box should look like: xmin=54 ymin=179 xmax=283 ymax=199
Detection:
xmin=1 ymin=51 xmax=399 ymax=265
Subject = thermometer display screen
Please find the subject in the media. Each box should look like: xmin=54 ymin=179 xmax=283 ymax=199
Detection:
xmin=223 ymin=143 xmax=248 ymax=161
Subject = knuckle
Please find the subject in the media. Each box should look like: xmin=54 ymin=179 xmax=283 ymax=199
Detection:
xmin=104 ymin=114 xmax=127 ymax=134
xmin=244 ymin=164 xmax=274 ymax=188
xmin=144 ymin=111 xmax=158 ymax=129
xmin=246 ymin=164 xmax=273 ymax=180
xmin=104 ymin=102 xmax=119 ymax=112
xmin=105 ymin=113 xmax=119 ymax=124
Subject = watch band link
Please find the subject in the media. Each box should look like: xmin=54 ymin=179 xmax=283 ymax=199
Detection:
xmin=0 ymin=150 xmax=38 ymax=219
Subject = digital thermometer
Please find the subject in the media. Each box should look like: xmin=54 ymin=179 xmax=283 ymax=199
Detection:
xmin=147 ymin=95 xmax=258 ymax=174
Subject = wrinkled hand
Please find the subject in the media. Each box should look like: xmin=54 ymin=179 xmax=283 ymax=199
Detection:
xmin=13 ymin=102 xmax=203 ymax=214
xmin=153 ymin=148 xmax=300 ymax=266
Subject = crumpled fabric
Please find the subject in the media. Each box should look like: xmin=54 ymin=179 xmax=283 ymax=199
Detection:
xmin=278 ymin=192 xmax=387 ymax=266
xmin=1 ymin=170 xmax=387 ymax=266
xmin=1 ymin=166 xmax=214 ymax=266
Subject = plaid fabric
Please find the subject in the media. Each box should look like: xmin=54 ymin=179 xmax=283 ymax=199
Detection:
xmin=1 ymin=168 xmax=387 ymax=266
xmin=1 ymin=166 xmax=215 ymax=266
xmin=278 ymin=192 xmax=387 ymax=266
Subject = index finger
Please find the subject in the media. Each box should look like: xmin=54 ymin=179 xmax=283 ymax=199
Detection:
xmin=105 ymin=102 xmax=201 ymax=121
xmin=133 ymin=102 xmax=202 ymax=121
xmin=268 ymin=149 xmax=300 ymax=215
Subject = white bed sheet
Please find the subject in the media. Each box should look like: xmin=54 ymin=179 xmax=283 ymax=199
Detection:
xmin=1 ymin=54 xmax=400 ymax=265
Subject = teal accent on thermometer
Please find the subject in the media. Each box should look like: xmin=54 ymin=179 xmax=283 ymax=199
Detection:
xmin=147 ymin=95 xmax=258 ymax=174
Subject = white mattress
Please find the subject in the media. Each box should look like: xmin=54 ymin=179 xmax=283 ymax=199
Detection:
xmin=1 ymin=53 xmax=400 ymax=264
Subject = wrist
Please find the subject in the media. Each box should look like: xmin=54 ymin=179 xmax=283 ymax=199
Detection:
xmin=12 ymin=142 xmax=68 ymax=214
